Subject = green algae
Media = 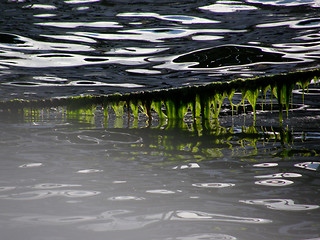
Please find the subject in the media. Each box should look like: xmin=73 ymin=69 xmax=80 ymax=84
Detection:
xmin=243 ymin=88 xmax=260 ymax=123
xmin=0 ymin=69 xmax=319 ymax=127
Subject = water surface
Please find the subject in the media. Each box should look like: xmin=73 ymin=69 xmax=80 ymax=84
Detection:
xmin=0 ymin=0 xmax=320 ymax=100
xmin=1 ymin=0 xmax=320 ymax=240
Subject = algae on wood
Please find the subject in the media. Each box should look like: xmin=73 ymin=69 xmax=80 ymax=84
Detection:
xmin=0 ymin=69 xmax=319 ymax=127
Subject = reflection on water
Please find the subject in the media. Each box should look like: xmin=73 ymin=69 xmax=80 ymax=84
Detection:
xmin=10 ymin=209 xmax=271 ymax=231
xmin=19 ymin=162 xmax=43 ymax=168
xmin=0 ymin=189 xmax=100 ymax=200
xmin=192 ymin=183 xmax=235 ymax=188
xmin=0 ymin=104 xmax=319 ymax=239
xmin=1 ymin=0 xmax=320 ymax=99
xmin=117 ymin=12 xmax=220 ymax=24
xmin=1 ymin=0 xmax=320 ymax=239
xmin=245 ymin=0 xmax=320 ymax=7
xmin=166 ymin=233 xmax=237 ymax=240
xmin=254 ymin=179 xmax=294 ymax=186
xmin=240 ymin=199 xmax=320 ymax=211
xmin=200 ymin=1 xmax=258 ymax=13
xmin=171 ymin=45 xmax=300 ymax=69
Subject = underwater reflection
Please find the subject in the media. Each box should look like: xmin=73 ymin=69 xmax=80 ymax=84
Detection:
xmin=78 ymin=210 xmax=271 ymax=232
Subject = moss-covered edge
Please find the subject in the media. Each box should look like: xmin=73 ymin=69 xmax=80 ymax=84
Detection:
xmin=1 ymin=69 xmax=319 ymax=123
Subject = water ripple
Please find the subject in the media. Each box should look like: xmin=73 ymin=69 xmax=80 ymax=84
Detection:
xmin=118 ymin=12 xmax=220 ymax=24
xmin=254 ymin=179 xmax=294 ymax=186
xmin=240 ymin=199 xmax=320 ymax=211
xmin=73 ymin=27 xmax=241 ymax=43
xmin=0 ymin=52 xmax=147 ymax=68
xmin=77 ymin=169 xmax=104 ymax=173
xmin=192 ymin=183 xmax=235 ymax=188
xmin=14 ymin=214 xmax=98 ymax=224
xmin=64 ymin=0 xmax=100 ymax=3
xmin=19 ymin=163 xmax=43 ymax=168
xmin=294 ymin=162 xmax=320 ymax=171
xmin=254 ymin=173 xmax=302 ymax=178
xmin=0 ymin=190 xmax=100 ymax=200
xmin=108 ymin=196 xmax=145 ymax=201
xmin=146 ymin=189 xmax=176 ymax=194
xmin=5 ymin=79 xmax=145 ymax=88
xmin=172 ymin=163 xmax=200 ymax=169
xmin=199 ymin=1 xmax=258 ymax=13
xmin=245 ymin=0 xmax=320 ymax=7
xmin=25 ymin=4 xmax=57 ymax=10
xmin=253 ymin=163 xmax=279 ymax=168
xmin=0 ymin=0 xmax=319 ymax=102
xmin=168 ymin=233 xmax=237 ymax=240
xmin=257 ymin=18 xmax=320 ymax=29
xmin=57 ymin=130 xmax=143 ymax=145
xmin=105 ymin=46 xmax=169 ymax=55
xmin=0 ymin=186 xmax=16 ymax=192
xmin=31 ymin=183 xmax=82 ymax=189
xmin=0 ymin=33 xmax=93 ymax=52
xmin=41 ymin=34 xmax=97 ymax=43
xmin=171 ymin=210 xmax=271 ymax=223
xmin=80 ymin=210 xmax=271 ymax=232
xmin=35 ymin=21 xmax=122 ymax=28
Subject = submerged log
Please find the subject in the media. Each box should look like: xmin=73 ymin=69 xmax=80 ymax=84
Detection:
xmin=0 ymin=68 xmax=319 ymax=125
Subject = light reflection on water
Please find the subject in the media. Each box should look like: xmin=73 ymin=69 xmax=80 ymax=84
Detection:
xmin=1 ymin=0 xmax=320 ymax=99
xmin=199 ymin=1 xmax=258 ymax=13
xmin=1 ymin=0 xmax=320 ymax=239
xmin=0 ymin=108 xmax=319 ymax=239
xmin=240 ymin=199 xmax=320 ymax=211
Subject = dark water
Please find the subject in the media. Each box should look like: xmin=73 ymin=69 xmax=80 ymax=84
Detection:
xmin=1 ymin=0 xmax=320 ymax=240
xmin=1 ymin=0 xmax=320 ymax=100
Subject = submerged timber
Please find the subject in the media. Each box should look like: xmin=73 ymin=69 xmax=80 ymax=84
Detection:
xmin=1 ymin=69 xmax=319 ymax=125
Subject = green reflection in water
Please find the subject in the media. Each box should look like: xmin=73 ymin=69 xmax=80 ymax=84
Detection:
xmin=4 ymin=104 xmax=297 ymax=162
xmin=1 ymin=69 xmax=319 ymax=131
xmin=1 ymin=69 xmax=318 ymax=126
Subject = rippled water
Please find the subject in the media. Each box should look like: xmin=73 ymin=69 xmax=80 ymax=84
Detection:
xmin=1 ymin=106 xmax=320 ymax=240
xmin=1 ymin=0 xmax=320 ymax=100
xmin=1 ymin=0 xmax=320 ymax=240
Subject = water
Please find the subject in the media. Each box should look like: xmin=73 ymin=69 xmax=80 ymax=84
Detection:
xmin=1 ymin=0 xmax=320 ymax=239
xmin=1 ymin=0 xmax=320 ymax=100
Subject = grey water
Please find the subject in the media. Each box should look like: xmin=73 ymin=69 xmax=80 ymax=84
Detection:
xmin=1 ymin=0 xmax=320 ymax=239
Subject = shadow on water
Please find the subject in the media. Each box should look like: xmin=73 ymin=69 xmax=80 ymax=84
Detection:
xmin=172 ymin=45 xmax=298 ymax=69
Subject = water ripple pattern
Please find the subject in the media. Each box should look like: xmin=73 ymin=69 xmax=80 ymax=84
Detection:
xmin=0 ymin=189 xmax=100 ymax=200
xmin=192 ymin=183 xmax=235 ymax=188
xmin=0 ymin=0 xmax=320 ymax=99
xmin=0 ymin=1 xmax=320 ymax=239
xmin=240 ymin=199 xmax=320 ymax=211
xmin=78 ymin=210 xmax=271 ymax=232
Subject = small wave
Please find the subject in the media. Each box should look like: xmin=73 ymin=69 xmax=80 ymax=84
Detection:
xmin=240 ymin=199 xmax=320 ymax=211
